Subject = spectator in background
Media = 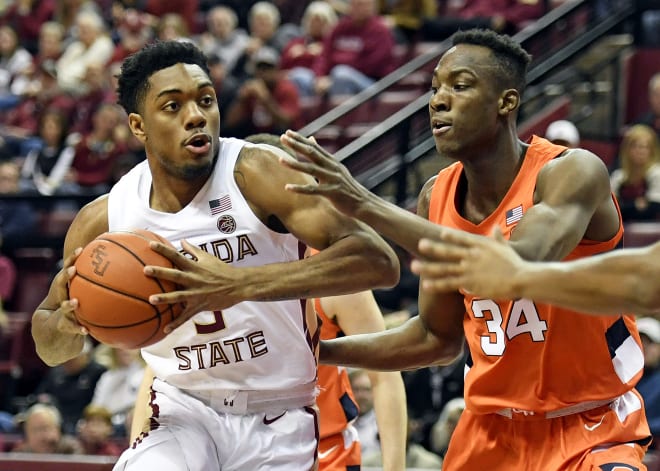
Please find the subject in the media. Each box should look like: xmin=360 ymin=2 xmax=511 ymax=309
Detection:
xmin=155 ymin=12 xmax=191 ymax=42
xmin=55 ymin=10 xmax=113 ymax=95
xmin=280 ymin=1 xmax=338 ymax=97
xmin=313 ymin=0 xmax=396 ymax=99
xmin=32 ymin=337 xmax=107 ymax=435
xmin=225 ymin=47 xmax=301 ymax=138
xmin=430 ymin=397 xmax=466 ymax=458
xmin=0 ymin=160 xmax=38 ymax=245
xmin=610 ymin=124 xmax=660 ymax=221
xmin=109 ymin=7 xmax=153 ymax=66
xmin=378 ymin=0 xmax=438 ymax=44
xmin=76 ymin=404 xmax=124 ymax=456
xmin=12 ymin=402 xmax=83 ymax=454
xmin=70 ymin=103 xmax=127 ymax=194
xmin=348 ymin=368 xmax=381 ymax=459
xmin=20 ymin=108 xmax=78 ymax=196
xmin=196 ymin=6 xmax=249 ymax=75
xmin=53 ymin=0 xmax=101 ymax=40
xmin=91 ymin=346 xmax=145 ymax=437
xmin=207 ymin=54 xmax=239 ymax=118
xmin=231 ymin=1 xmax=300 ymax=81
xmin=421 ymin=0 xmax=545 ymax=41
xmin=545 ymin=119 xmax=581 ymax=148
xmin=635 ymin=317 xmax=660 ymax=448
xmin=0 ymin=0 xmax=57 ymax=55
xmin=141 ymin=0 xmax=199 ymax=35
xmin=0 ymin=25 xmax=33 ymax=111
xmin=634 ymin=72 xmax=660 ymax=138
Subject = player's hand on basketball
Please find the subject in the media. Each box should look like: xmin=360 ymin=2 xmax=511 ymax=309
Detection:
xmin=55 ymin=247 xmax=87 ymax=336
xmin=279 ymin=129 xmax=370 ymax=217
xmin=145 ymin=239 xmax=240 ymax=332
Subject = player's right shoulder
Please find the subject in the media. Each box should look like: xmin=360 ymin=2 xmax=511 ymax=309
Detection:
xmin=64 ymin=195 xmax=109 ymax=254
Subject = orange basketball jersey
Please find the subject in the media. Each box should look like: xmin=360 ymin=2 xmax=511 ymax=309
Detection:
xmin=428 ymin=136 xmax=645 ymax=415
xmin=314 ymin=297 xmax=360 ymax=439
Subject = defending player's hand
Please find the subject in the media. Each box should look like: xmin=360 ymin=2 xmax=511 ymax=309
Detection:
xmin=279 ymin=129 xmax=371 ymax=218
xmin=411 ymin=228 xmax=525 ymax=299
xmin=144 ymin=239 xmax=241 ymax=332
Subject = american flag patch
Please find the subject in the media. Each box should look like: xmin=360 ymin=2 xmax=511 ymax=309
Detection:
xmin=209 ymin=195 xmax=232 ymax=215
xmin=505 ymin=205 xmax=523 ymax=225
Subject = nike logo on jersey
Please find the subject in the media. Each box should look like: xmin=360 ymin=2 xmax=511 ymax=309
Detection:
xmin=318 ymin=445 xmax=338 ymax=459
xmin=263 ymin=411 xmax=286 ymax=425
xmin=584 ymin=415 xmax=606 ymax=431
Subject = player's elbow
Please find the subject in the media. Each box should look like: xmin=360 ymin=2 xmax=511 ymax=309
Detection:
xmin=430 ymin=338 xmax=465 ymax=367
xmin=365 ymin=238 xmax=400 ymax=288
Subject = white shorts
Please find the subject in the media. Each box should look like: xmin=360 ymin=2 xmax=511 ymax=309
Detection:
xmin=113 ymin=379 xmax=319 ymax=471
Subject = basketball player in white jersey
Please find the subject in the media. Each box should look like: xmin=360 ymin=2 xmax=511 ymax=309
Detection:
xmin=30 ymin=40 xmax=399 ymax=470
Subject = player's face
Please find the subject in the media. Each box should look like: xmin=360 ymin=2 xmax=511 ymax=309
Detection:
xmin=133 ymin=63 xmax=220 ymax=180
xmin=429 ymin=44 xmax=504 ymax=157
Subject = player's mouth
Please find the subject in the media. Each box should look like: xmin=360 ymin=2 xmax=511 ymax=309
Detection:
xmin=431 ymin=118 xmax=452 ymax=136
xmin=183 ymin=132 xmax=212 ymax=155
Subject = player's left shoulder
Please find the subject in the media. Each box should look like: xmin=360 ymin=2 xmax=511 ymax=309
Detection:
xmin=546 ymin=146 xmax=610 ymax=176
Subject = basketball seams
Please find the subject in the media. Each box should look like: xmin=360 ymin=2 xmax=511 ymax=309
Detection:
xmin=94 ymin=235 xmax=174 ymax=296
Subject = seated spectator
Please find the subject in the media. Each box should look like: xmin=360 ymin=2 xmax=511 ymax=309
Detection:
xmin=12 ymin=402 xmax=83 ymax=454
xmin=91 ymin=346 xmax=145 ymax=437
xmin=109 ymin=8 xmax=154 ymax=66
xmin=155 ymin=12 xmax=192 ymax=42
xmin=313 ymin=0 xmax=396 ymax=99
xmin=429 ymin=397 xmax=466 ymax=457
xmin=20 ymin=108 xmax=78 ymax=195
xmin=207 ymin=54 xmax=239 ymax=118
xmin=70 ymin=103 xmax=128 ymax=194
xmin=231 ymin=2 xmax=301 ymax=81
xmin=32 ymin=337 xmax=107 ymax=435
xmin=55 ymin=10 xmax=114 ymax=95
xmin=0 ymin=160 xmax=38 ymax=245
xmin=141 ymin=0 xmax=199 ymax=35
xmin=280 ymin=1 xmax=338 ymax=97
xmin=421 ymin=0 xmax=545 ymax=41
xmin=633 ymin=72 xmax=660 ymax=138
xmin=348 ymin=368 xmax=380 ymax=459
xmin=196 ymin=6 xmax=249 ymax=75
xmin=225 ymin=47 xmax=301 ymax=138
xmin=378 ymin=0 xmax=438 ymax=44
xmin=635 ymin=317 xmax=660 ymax=448
xmin=0 ymin=24 xmax=33 ymax=111
xmin=0 ymin=0 xmax=57 ymax=55
xmin=610 ymin=124 xmax=660 ymax=222
xmin=545 ymin=119 xmax=580 ymax=148
xmin=76 ymin=404 xmax=124 ymax=456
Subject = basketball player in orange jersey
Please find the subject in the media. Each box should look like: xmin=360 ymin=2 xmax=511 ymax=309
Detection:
xmin=279 ymin=28 xmax=652 ymax=470
xmin=410 ymin=226 xmax=660 ymax=318
xmin=30 ymin=40 xmax=399 ymax=471
xmin=309 ymin=253 xmax=407 ymax=471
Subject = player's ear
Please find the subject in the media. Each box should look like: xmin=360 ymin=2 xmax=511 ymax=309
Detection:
xmin=498 ymin=89 xmax=519 ymax=116
xmin=128 ymin=113 xmax=146 ymax=142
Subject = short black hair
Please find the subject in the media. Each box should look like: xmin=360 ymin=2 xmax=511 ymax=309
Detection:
xmin=117 ymin=40 xmax=210 ymax=115
xmin=451 ymin=29 xmax=532 ymax=94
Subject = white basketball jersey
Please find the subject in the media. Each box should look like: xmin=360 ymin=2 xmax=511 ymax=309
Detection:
xmin=107 ymin=137 xmax=316 ymax=391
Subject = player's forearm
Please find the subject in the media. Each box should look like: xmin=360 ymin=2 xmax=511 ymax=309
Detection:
xmin=320 ymin=317 xmax=453 ymax=371
xmin=31 ymin=307 xmax=85 ymax=366
xmin=370 ymin=371 xmax=407 ymax=471
xmin=236 ymin=233 xmax=399 ymax=301
xmin=354 ymin=194 xmax=445 ymax=258
xmin=514 ymin=248 xmax=660 ymax=316
xmin=130 ymin=367 xmax=154 ymax=442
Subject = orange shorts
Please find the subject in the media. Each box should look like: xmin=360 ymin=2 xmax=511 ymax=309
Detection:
xmin=318 ymin=427 xmax=361 ymax=471
xmin=444 ymin=391 xmax=651 ymax=471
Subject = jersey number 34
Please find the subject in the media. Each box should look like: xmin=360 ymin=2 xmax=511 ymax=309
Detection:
xmin=471 ymin=298 xmax=548 ymax=356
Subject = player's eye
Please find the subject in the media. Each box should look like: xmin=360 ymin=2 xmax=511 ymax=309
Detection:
xmin=164 ymin=101 xmax=180 ymax=111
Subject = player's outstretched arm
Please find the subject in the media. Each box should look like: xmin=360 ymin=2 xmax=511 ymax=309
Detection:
xmin=32 ymin=196 xmax=109 ymax=366
xmin=322 ymin=291 xmax=407 ymax=471
xmin=414 ymin=230 xmax=660 ymax=317
xmin=279 ymin=130 xmax=456 ymax=258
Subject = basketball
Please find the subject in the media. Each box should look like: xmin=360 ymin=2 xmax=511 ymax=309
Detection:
xmin=69 ymin=229 xmax=184 ymax=349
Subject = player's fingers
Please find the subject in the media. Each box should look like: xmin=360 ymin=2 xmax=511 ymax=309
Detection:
xmin=411 ymin=260 xmax=465 ymax=278
xmin=417 ymin=239 xmax=470 ymax=260
xmin=58 ymin=300 xmax=88 ymax=335
xmin=282 ymin=130 xmax=335 ymax=162
xmin=163 ymin=306 xmax=200 ymax=333
xmin=420 ymin=277 xmax=463 ymax=293
xmin=62 ymin=247 xmax=83 ymax=269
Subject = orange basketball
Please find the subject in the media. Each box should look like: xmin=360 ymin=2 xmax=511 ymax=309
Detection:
xmin=69 ymin=229 xmax=183 ymax=349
